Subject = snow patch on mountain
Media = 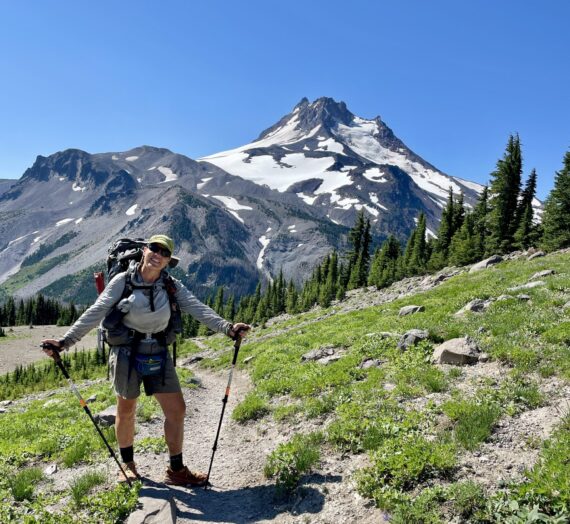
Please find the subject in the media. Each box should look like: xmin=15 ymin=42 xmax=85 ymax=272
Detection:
xmin=126 ymin=156 xmax=139 ymax=162
xmin=56 ymin=218 xmax=75 ymax=227
xmin=126 ymin=204 xmax=138 ymax=216
xmin=197 ymin=177 xmax=212 ymax=190
xmin=257 ymin=235 xmax=270 ymax=269
xmin=212 ymin=196 xmax=253 ymax=224
xmin=72 ymin=182 xmax=86 ymax=192
xmin=157 ymin=166 xmax=178 ymax=182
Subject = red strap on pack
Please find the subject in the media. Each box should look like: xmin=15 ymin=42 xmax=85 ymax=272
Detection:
xmin=94 ymin=272 xmax=105 ymax=295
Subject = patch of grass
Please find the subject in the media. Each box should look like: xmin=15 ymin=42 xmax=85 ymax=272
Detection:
xmin=264 ymin=432 xmax=323 ymax=493
xmin=232 ymin=391 xmax=270 ymax=422
xmin=442 ymin=398 xmax=501 ymax=450
xmin=136 ymin=396 xmax=160 ymax=422
xmin=62 ymin=438 xmax=91 ymax=467
xmin=356 ymin=434 xmax=456 ymax=507
xmin=70 ymin=470 xmax=106 ymax=507
xmin=8 ymin=466 xmax=44 ymax=501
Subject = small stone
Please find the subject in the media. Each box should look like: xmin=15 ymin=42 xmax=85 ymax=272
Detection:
xmin=469 ymin=255 xmax=503 ymax=273
xmin=243 ymin=356 xmax=254 ymax=364
xmin=479 ymin=352 xmax=490 ymax=363
xmin=44 ymin=464 xmax=58 ymax=475
xmin=516 ymin=294 xmax=531 ymax=301
xmin=507 ymin=281 xmax=545 ymax=292
xmin=399 ymin=305 xmax=425 ymax=316
xmin=86 ymin=395 xmax=97 ymax=404
xmin=94 ymin=405 xmax=117 ymax=427
xmin=0 ymin=400 xmax=13 ymax=407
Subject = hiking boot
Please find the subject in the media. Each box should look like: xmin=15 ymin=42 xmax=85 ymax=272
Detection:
xmin=119 ymin=461 xmax=141 ymax=483
xmin=165 ymin=466 xmax=208 ymax=487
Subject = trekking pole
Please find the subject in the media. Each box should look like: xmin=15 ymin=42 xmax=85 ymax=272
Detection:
xmin=204 ymin=328 xmax=246 ymax=489
xmin=41 ymin=343 xmax=133 ymax=487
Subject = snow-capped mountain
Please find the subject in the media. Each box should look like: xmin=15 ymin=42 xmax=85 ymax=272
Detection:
xmin=200 ymin=97 xmax=484 ymax=237
xmin=0 ymin=97 xmax=491 ymax=303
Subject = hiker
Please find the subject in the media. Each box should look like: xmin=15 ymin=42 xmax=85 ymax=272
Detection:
xmin=42 ymin=234 xmax=250 ymax=486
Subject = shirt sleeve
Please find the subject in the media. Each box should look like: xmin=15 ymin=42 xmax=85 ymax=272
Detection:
xmin=173 ymin=278 xmax=232 ymax=335
xmin=62 ymin=273 xmax=127 ymax=348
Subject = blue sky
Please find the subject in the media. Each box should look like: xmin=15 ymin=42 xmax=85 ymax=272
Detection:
xmin=1 ymin=1 xmax=568 ymax=200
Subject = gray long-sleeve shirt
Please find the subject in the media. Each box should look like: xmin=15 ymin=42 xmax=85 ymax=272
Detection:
xmin=62 ymin=268 xmax=232 ymax=348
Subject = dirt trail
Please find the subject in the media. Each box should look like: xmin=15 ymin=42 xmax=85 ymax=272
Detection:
xmin=131 ymin=364 xmax=386 ymax=524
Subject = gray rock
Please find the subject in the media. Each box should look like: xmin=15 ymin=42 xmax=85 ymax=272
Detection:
xmin=479 ymin=352 xmax=490 ymax=363
xmin=496 ymin=294 xmax=514 ymax=301
xmin=86 ymin=395 xmax=97 ymax=404
xmin=397 ymin=329 xmax=429 ymax=350
xmin=0 ymin=408 xmax=6 ymax=414
xmin=516 ymin=294 xmax=531 ymax=301
xmin=469 ymin=255 xmax=503 ymax=273
xmin=529 ymin=269 xmax=555 ymax=280
xmin=508 ymin=281 xmax=545 ymax=292
xmin=432 ymin=337 xmax=481 ymax=365
xmin=528 ymin=251 xmax=545 ymax=260
xmin=0 ymin=400 xmax=13 ymax=407
xmin=398 ymin=305 xmax=425 ymax=316
xmin=454 ymin=298 xmax=492 ymax=316
xmin=243 ymin=356 xmax=254 ymax=364
xmin=94 ymin=405 xmax=117 ymax=427
xmin=126 ymin=485 xmax=176 ymax=524
xmin=359 ymin=358 xmax=385 ymax=369
xmin=302 ymin=347 xmax=335 ymax=362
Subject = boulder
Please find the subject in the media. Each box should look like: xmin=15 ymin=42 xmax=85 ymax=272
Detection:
xmin=94 ymin=405 xmax=117 ymax=427
xmin=397 ymin=329 xmax=429 ymax=350
xmin=469 ymin=255 xmax=503 ymax=273
xmin=359 ymin=358 xmax=385 ymax=369
xmin=516 ymin=294 xmax=531 ymax=301
xmin=399 ymin=305 xmax=425 ymax=316
xmin=432 ymin=337 xmax=481 ymax=365
xmin=302 ymin=347 xmax=335 ymax=362
xmin=454 ymin=298 xmax=492 ymax=316
xmin=528 ymin=251 xmax=545 ymax=260
xmin=529 ymin=269 xmax=555 ymax=280
xmin=507 ymin=281 xmax=545 ymax=292
xmin=126 ymin=485 xmax=176 ymax=524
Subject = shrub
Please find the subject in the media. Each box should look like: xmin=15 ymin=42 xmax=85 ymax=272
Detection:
xmin=356 ymin=435 xmax=456 ymax=506
xmin=264 ymin=433 xmax=322 ymax=493
xmin=232 ymin=391 xmax=269 ymax=422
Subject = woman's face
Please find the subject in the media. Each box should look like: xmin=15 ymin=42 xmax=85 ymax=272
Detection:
xmin=142 ymin=244 xmax=171 ymax=273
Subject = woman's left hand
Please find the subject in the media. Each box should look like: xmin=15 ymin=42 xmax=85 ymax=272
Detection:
xmin=229 ymin=323 xmax=250 ymax=339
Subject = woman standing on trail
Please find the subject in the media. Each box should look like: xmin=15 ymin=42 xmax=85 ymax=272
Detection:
xmin=42 ymin=234 xmax=250 ymax=485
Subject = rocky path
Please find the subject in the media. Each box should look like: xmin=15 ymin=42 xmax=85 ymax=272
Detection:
xmin=129 ymin=364 xmax=385 ymax=524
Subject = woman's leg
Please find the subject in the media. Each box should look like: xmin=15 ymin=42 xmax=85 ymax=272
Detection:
xmin=115 ymin=396 xmax=137 ymax=448
xmin=154 ymin=391 xmax=186 ymax=455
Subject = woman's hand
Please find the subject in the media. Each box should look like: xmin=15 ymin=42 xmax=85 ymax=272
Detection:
xmin=228 ymin=323 xmax=250 ymax=339
xmin=41 ymin=338 xmax=63 ymax=358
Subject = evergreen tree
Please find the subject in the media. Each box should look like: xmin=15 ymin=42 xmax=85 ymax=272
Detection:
xmin=346 ymin=211 xmax=371 ymax=289
xmin=542 ymin=151 xmax=570 ymax=251
xmin=448 ymin=213 xmax=480 ymax=266
xmin=514 ymin=169 xmax=538 ymax=249
xmin=368 ymin=235 xmax=402 ymax=289
xmin=285 ymin=279 xmax=298 ymax=314
xmin=473 ymin=186 xmax=489 ymax=258
xmin=487 ymin=134 xmax=523 ymax=253
xmin=428 ymin=188 xmax=455 ymax=269
xmin=407 ymin=212 xmax=428 ymax=274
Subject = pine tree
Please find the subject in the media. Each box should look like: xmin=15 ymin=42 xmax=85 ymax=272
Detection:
xmin=448 ymin=213 xmax=480 ymax=266
xmin=407 ymin=212 xmax=428 ymax=274
xmin=428 ymin=188 xmax=455 ymax=269
xmin=514 ymin=169 xmax=538 ymax=249
xmin=368 ymin=235 xmax=402 ymax=289
xmin=487 ymin=134 xmax=523 ymax=253
xmin=473 ymin=186 xmax=489 ymax=258
xmin=285 ymin=279 xmax=298 ymax=314
xmin=541 ymin=151 xmax=570 ymax=251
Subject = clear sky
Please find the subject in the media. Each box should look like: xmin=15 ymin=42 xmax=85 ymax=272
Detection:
xmin=1 ymin=1 xmax=568 ymax=200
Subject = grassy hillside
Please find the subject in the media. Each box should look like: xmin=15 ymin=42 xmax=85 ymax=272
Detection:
xmin=184 ymin=249 xmax=570 ymax=522
xmin=0 ymin=250 xmax=568 ymax=522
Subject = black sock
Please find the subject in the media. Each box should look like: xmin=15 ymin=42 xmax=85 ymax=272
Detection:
xmin=120 ymin=446 xmax=134 ymax=464
xmin=170 ymin=453 xmax=184 ymax=471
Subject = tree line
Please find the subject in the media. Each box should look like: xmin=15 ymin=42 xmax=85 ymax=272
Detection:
xmin=0 ymin=293 xmax=82 ymax=334
xmin=197 ymin=139 xmax=570 ymax=331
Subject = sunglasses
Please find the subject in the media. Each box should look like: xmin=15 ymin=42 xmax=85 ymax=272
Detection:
xmin=148 ymin=243 xmax=172 ymax=258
